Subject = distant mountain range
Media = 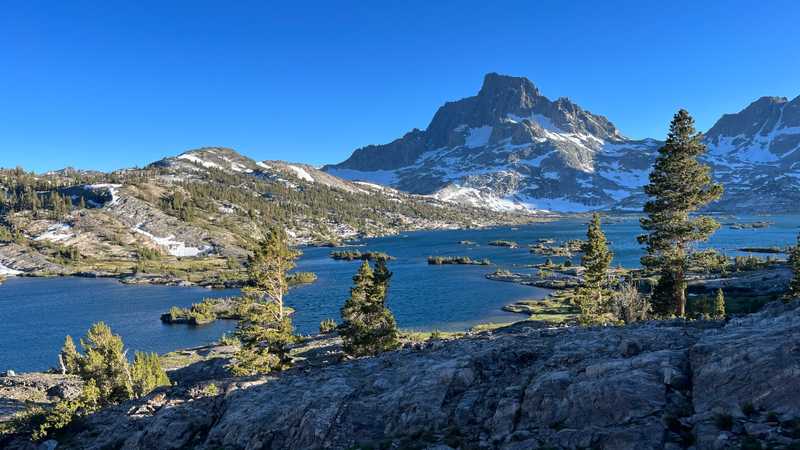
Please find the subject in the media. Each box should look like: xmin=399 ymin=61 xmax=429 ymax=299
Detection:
xmin=323 ymin=73 xmax=800 ymax=213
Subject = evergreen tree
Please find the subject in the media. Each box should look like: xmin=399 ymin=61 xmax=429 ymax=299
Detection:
xmin=713 ymin=288 xmax=726 ymax=320
xmin=575 ymin=213 xmax=613 ymax=324
xmin=340 ymin=260 xmax=400 ymax=357
xmin=787 ymin=234 xmax=800 ymax=299
xmin=59 ymin=335 xmax=80 ymax=375
xmin=245 ymin=226 xmax=299 ymax=319
xmin=638 ymin=110 xmax=723 ymax=317
xmin=78 ymin=322 xmax=133 ymax=404
xmin=366 ymin=259 xmax=400 ymax=352
xmin=130 ymin=352 xmax=170 ymax=397
xmin=36 ymin=322 xmax=172 ymax=440
xmin=231 ymin=227 xmax=298 ymax=375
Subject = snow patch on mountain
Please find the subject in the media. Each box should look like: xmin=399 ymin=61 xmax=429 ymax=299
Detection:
xmin=132 ymin=224 xmax=212 ymax=257
xmin=33 ymin=223 xmax=74 ymax=242
xmin=286 ymin=165 xmax=315 ymax=183
xmin=433 ymin=185 xmax=526 ymax=212
xmin=86 ymin=184 xmax=122 ymax=206
xmin=465 ymin=126 xmax=493 ymax=148
xmin=177 ymin=154 xmax=222 ymax=170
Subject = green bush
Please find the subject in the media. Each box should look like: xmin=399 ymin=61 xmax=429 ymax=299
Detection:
xmin=131 ymin=352 xmax=170 ymax=398
xmin=319 ymin=318 xmax=337 ymax=333
xmin=288 ymin=271 xmax=317 ymax=285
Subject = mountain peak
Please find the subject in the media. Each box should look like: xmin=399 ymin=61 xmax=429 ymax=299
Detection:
xmin=478 ymin=73 xmax=540 ymax=100
xmin=705 ymin=95 xmax=791 ymax=141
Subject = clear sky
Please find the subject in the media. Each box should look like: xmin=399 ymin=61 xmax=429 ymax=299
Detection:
xmin=2 ymin=0 xmax=799 ymax=172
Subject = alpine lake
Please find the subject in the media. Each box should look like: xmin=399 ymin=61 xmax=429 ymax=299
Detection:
xmin=1 ymin=214 xmax=797 ymax=372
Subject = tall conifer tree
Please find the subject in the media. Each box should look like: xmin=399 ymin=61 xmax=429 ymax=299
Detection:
xmin=576 ymin=213 xmax=613 ymax=323
xmin=340 ymin=260 xmax=400 ymax=357
xmin=638 ymin=110 xmax=723 ymax=317
xmin=231 ymin=227 xmax=298 ymax=375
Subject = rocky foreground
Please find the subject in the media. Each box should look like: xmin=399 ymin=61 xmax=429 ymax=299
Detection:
xmin=7 ymin=301 xmax=800 ymax=450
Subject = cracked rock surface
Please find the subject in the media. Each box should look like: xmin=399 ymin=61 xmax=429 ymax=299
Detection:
xmin=11 ymin=301 xmax=800 ymax=449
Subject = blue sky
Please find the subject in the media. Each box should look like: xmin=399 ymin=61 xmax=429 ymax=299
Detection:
xmin=2 ymin=0 xmax=799 ymax=172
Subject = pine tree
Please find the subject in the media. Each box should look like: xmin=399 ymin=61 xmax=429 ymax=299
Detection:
xmin=366 ymin=259 xmax=399 ymax=352
xmin=78 ymin=322 xmax=134 ymax=404
xmin=130 ymin=352 xmax=170 ymax=397
xmin=713 ymin=288 xmax=726 ymax=320
xmin=245 ymin=226 xmax=299 ymax=319
xmin=59 ymin=335 xmax=80 ymax=375
xmin=340 ymin=260 xmax=400 ymax=357
xmin=231 ymin=227 xmax=298 ymax=375
xmin=638 ymin=110 xmax=723 ymax=317
xmin=787 ymin=234 xmax=800 ymax=299
xmin=575 ymin=213 xmax=613 ymax=324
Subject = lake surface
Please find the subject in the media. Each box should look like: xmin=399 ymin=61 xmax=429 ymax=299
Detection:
xmin=1 ymin=214 xmax=797 ymax=372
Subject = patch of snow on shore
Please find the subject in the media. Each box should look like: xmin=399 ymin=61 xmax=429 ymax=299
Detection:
xmin=132 ymin=224 xmax=211 ymax=257
xmin=0 ymin=262 xmax=22 ymax=276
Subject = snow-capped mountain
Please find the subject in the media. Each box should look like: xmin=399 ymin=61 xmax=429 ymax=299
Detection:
xmin=703 ymin=96 xmax=800 ymax=212
xmin=324 ymin=73 xmax=800 ymax=213
xmin=324 ymin=73 xmax=661 ymax=212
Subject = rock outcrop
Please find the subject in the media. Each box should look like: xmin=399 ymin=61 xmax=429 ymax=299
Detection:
xmin=19 ymin=301 xmax=799 ymax=449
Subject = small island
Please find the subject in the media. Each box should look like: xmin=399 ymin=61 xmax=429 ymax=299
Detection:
xmin=427 ymin=256 xmax=491 ymax=266
xmin=330 ymin=250 xmax=395 ymax=261
xmin=161 ymin=297 xmax=240 ymax=325
xmin=738 ymin=246 xmax=785 ymax=254
xmin=727 ymin=221 xmax=772 ymax=230
xmin=488 ymin=240 xmax=518 ymax=249
xmin=529 ymin=239 xmax=584 ymax=256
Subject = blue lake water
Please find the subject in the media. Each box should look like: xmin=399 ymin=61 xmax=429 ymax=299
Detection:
xmin=1 ymin=214 xmax=797 ymax=372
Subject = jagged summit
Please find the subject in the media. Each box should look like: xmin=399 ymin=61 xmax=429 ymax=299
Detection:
xmin=325 ymin=74 xmax=800 ymax=213
xmin=324 ymin=73 xmax=655 ymax=212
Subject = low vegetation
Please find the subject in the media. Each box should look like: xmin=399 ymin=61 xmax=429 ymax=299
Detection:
xmin=488 ymin=240 xmax=517 ymax=248
xmin=330 ymin=250 xmax=394 ymax=262
xmin=4 ymin=322 xmax=170 ymax=441
xmin=161 ymin=297 xmax=239 ymax=325
xmin=427 ymin=256 xmax=490 ymax=265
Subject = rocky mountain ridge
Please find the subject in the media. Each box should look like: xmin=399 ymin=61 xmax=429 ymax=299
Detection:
xmin=0 ymin=147 xmax=533 ymax=280
xmin=324 ymin=73 xmax=800 ymax=213
xmin=9 ymin=300 xmax=798 ymax=450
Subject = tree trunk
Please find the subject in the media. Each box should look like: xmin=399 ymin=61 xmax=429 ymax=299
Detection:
xmin=674 ymin=266 xmax=686 ymax=317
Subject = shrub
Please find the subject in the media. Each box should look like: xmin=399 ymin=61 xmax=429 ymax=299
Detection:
xmin=608 ymin=279 xmax=651 ymax=323
xmin=288 ymin=271 xmax=317 ymax=285
xmin=319 ymin=318 xmax=337 ymax=334
xmin=131 ymin=352 xmax=170 ymax=398
xmin=200 ymin=383 xmax=219 ymax=397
